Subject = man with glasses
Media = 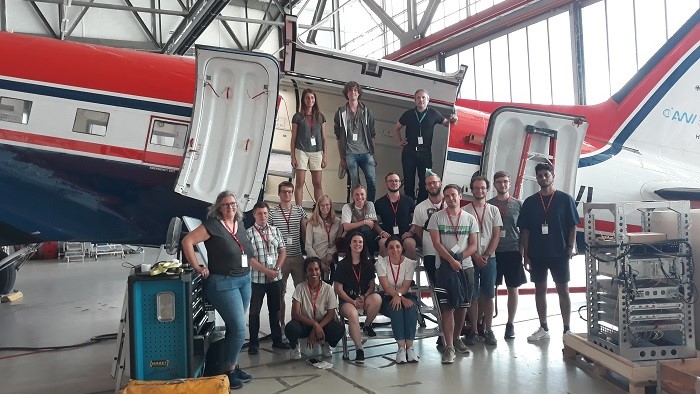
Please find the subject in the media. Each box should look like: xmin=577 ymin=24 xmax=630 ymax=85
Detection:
xmin=375 ymin=173 xmax=416 ymax=258
xmin=463 ymin=176 xmax=502 ymax=346
xmin=488 ymin=171 xmax=527 ymax=339
xmin=392 ymin=89 xmax=458 ymax=201
xmin=268 ymin=181 xmax=308 ymax=338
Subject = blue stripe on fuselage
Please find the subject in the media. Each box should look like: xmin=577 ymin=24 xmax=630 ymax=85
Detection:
xmin=447 ymin=150 xmax=481 ymax=165
xmin=0 ymin=78 xmax=193 ymax=117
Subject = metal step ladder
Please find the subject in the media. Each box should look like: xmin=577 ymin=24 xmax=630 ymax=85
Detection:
xmin=513 ymin=125 xmax=558 ymax=198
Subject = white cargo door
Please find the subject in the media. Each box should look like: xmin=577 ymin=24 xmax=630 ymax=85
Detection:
xmin=176 ymin=46 xmax=280 ymax=212
xmin=480 ymin=107 xmax=588 ymax=199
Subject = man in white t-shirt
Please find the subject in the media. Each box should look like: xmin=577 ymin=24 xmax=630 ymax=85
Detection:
xmin=428 ymin=184 xmax=478 ymax=364
xmin=463 ymin=176 xmax=502 ymax=347
xmin=410 ymin=172 xmax=444 ymax=286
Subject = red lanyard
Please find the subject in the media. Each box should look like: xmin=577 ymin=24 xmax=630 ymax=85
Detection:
xmin=447 ymin=210 xmax=462 ymax=242
xmin=254 ymin=225 xmax=271 ymax=253
xmin=323 ymin=220 xmax=333 ymax=243
xmin=496 ymin=196 xmax=511 ymax=218
xmin=538 ymin=191 xmax=555 ymax=223
xmin=222 ymin=220 xmax=244 ymax=253
xmin=352 ymin=262 xmax=362 ymax=294
xmin=390 ymin=195 xmax=400 ymax=225
xmin=389 ymin=256 xmax=402 ymax=288
xmin=308 ymin=282 xmax=321 ymax=316
xmin=472 ymin=203 xmax=487 ymax=230
xmin=307 ymin=114 xmax=315 ymax=129
xmin=279 ymin=206 xmax=292 ymax=232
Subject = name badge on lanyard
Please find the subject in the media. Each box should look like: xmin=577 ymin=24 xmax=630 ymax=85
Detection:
xmin=541 ymin=224 xmax=549 ymax=235
xmin=241 ymin=253 xmax=248 ymax=268
xmin=310 ymin=136 xmax=317 ymax=146
xmin=352 ymin=133 xmax=358 ymax=141
xmin=417 ymin=136 xmax=424 ymax=145
xmin=393 ymin=225 xmax=400 ymax=235
xmin=287 ymin=237 xmax=293 ymax=245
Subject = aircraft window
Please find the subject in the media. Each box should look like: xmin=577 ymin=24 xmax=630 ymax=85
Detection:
xmin=149 ymin=119 xmax=188 ymax=148
xmin=73 ymin=109 xmax=109 ymax=136
xmin=0 ymin=97 xmax=32 ymax=124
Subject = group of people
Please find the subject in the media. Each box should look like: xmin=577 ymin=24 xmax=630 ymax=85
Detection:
xmin=180 ymin=79 xmax=581 ymax=389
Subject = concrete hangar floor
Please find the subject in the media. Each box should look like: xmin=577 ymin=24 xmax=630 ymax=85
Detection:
xmin=0 ymin=248 xmax=620 ymax=394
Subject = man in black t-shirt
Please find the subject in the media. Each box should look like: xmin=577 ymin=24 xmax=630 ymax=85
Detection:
xmin=375 ymin=173 xmax=416 ymax=258
xmin=392 ymin=89 xmax=458 ymax=201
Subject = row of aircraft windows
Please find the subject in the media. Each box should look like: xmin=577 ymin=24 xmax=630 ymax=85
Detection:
xmin=0 ymin=96 xmax=188 ymax=149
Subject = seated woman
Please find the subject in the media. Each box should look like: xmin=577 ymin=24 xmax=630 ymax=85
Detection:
xmin=285 ymin=257 xmax=346 ymax=360
xmin=333 ymin=231 xmax=382 ymax=363
xmin=305 ymin=194 xmax=342 ymax=282
xmin=376 ymin=236 xmax=419 ymax=364
xmin=341 ymin=184 xmax=382 ymax=255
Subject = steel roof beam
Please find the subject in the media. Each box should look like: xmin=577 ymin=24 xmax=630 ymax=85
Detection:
xmin=162 ymin=0 xmax=231 ymax=55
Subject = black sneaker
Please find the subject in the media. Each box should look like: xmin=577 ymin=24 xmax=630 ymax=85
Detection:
xmin=436 ymin=336 xmax=445 ymax=352
xmin=355 ymin=349 xmax=365 ymax=363
xmin=363 ymin=324 xmax=377 ymax=337
xmin=504 ymin=323 xmax=515 ymax=339
xmin=247 ymin=346 xmax=259 ymax=355
xmin=272 ymin=341 xmax=291 ymax=349
xmin=231 ymin=366 xmax=252 ymax=383
xmin=477 ymin=321 xmax=485 ymax=337
xmin=226 ymin=372 xmax=244 ymax=389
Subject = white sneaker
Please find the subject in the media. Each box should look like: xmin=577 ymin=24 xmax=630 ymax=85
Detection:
xmin=396 ymin=347 xmax=407 ymax=364
xmin=441 ymin=347 xmax=456 ymax=364
xmin=406 ymin=347 xmax=419 ymax=363
xmin=290 ymin=346 xmax=302 ymax=359
xmin=321 ymin=342 xmax=333 ymax=357
xmin=527 ymin=327 xmax=550 ymax=342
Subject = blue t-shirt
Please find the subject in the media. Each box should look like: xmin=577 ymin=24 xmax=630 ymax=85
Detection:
xmin=517 ymin=190 xmax=579 ymax=259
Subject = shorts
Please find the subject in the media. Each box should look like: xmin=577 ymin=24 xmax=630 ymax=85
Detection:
xmin=295 ymin=149 xmax=323 ymax=171
xmin=529 ymin=256 xmax=570 ymax=284
xmin=434 ymin=262 xmax=473 ymax=310
xmin=472 ymin=257 xmax=497 ymax=299
xmin=495 ymin=251 xmax=527 ymax=288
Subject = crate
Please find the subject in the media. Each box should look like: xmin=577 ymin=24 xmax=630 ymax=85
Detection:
xmin=563 ymin=333 xmax=657 ymax=394
xmin=658 ymin=358 xmax=700 ymax=394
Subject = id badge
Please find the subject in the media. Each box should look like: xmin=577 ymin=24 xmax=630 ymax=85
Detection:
xmin=501 ymin=230 xmax=506 ymax=238
xmin=352 ymin=133 xmax=358 ymax=141
xmin=393 ymin=225 xmax=400 ymax=235
xmin=450 ymin=243 xmax=461 ymax=254
xmin=241 ymin=253 xmax=248 ymax=268
xmin=286 ymin=237 xmax=293 ymax=245
xmin=417 ymin=136 xmax=424 ymax=145
xmin=267 ymin=256 xmax=276 ymax=268
xmin=310 ymin=136 xmax=317 ymax=146
xmin=541 ymin=224 xmax=549 ymax=235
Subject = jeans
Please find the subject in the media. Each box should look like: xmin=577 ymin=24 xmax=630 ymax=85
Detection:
xmin=401 ymin=148 xmax=432 ymax=201
xmin=204 ymin=273 xmax=251 ymax=366
xmin=346 ymin=152 xmax=377 ymax=201
xmin=379 ymin=293 xmax=419 ymax=340
xmin=284 ymin=319 xmax=345 ymax=348
xmin=249 ymin=280 xmax=285 ymax=346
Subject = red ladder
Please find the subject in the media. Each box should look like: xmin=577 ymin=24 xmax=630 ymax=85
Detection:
xmin=514 ymin=125 xmax=558 ymax=198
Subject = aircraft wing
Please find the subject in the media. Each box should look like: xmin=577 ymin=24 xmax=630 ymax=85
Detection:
xmin=653 ymin=188 xmax=700 ymax=201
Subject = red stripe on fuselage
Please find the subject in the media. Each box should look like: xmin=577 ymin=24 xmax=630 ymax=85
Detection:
xmin=0 ymin=128 xmax=182 ymax=168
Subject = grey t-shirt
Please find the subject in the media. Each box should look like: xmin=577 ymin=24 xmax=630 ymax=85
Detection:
xmin=427 ymin=209 xmax=479 ymax=268
xmin=487 ymin=196 xmax=522 ymax=252
xmin=292 ymin=112 xmax=326 ymax=152
xmin=345 ymin=109 xmax=369 ymax=154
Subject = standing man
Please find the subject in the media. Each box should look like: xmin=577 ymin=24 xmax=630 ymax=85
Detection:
xmin=375 ymin=173 xmax=417 ymax=259
xmin=245 ymin=202 xmax=291 ymax=354
xmin=334 ymin=81 xmax=378 ymax=201
xmin=410 ymin=172 xmax=444 ymax=285
xmin=392 ymin=89 xmax=458 ymax=201
xmin=463 ymin=176 xmax=502 ymax=346
xmin=428 ymin=184 xmax=478 ymax=364
xmin=517 ymin=163 xmax=579 ymax=341
xmin=269 ymin=181 xmax=308 ymax=338
xmin=488 ymin=170 xmax=528 ymax=340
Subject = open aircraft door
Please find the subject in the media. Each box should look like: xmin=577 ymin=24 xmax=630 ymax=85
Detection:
xmin=175 ymin=46 xmax=280 ymax=212
xmin=479 ymin=108 xmax=588 ymax=199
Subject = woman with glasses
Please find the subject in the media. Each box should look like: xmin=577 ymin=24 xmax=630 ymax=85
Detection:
xmin=182 ymin=190 xmax=256 ymax=390
xmin=291 ymin=88 xmax=327 ymax=206
xmin=305 ymin=195 xmax=342 ymax=281
xmin=376 ymin=235 xmax=419 ymax=364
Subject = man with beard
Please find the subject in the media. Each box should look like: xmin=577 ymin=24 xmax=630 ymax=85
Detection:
xmin=375 ymin=173 xmax=416 ymax=258
xmin=409 ymin=172 xmax=444 ymax=285
xmin=517 ymin=163 xmax=579 ymax=341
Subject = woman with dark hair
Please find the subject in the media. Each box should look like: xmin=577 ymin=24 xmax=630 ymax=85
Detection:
xmin=376 ymin=235 xmax=419 ymax=364
xmin=333 ymin=231 xmax=382 ymax=363
xmin=291 ymin=88 xmax=327 ymax=206
xmin=181 ymin=190 xmax=255 ymax=389
xmin=285 ymin=257 xmax=345 ymax=360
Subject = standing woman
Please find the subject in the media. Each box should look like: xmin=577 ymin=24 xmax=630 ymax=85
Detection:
xmin=291 ymin=88 xmax=327 ymax=206
xmin=333 ymin=232 xmax=382 ymax=363
xmin=182 ymin=191 xmax=254 ymax=390
xmin=305 ymin=194 xmax=342 ymax=281
xmin=376 ymin=236 xmax=419 ymax=364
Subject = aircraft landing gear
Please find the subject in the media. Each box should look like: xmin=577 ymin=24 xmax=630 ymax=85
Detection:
xmin=0 ymin=250 xmax=16 ymax=295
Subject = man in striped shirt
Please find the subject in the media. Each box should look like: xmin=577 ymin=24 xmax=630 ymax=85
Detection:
xmin=246 ymin=202 xmax=290 ymax=354
xmin=268 ymin=181 xmax=308 ymax=337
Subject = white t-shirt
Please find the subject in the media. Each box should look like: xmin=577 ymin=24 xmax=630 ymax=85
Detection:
xmin=411 ymin=198 xmax=444 ymax=256
xmin=375 ymin=255 xmax=417 ymax=291
xmin=427 ymin=209 xmax=479 ymax=268
xmin=292 ymin=281 xmax=338 ymax=322
xmin=463 ymin=203 xmax=503 ymax=257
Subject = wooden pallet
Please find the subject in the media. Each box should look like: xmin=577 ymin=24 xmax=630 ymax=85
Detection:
xmin=563 ymin=333 xmax=657 ymax=394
